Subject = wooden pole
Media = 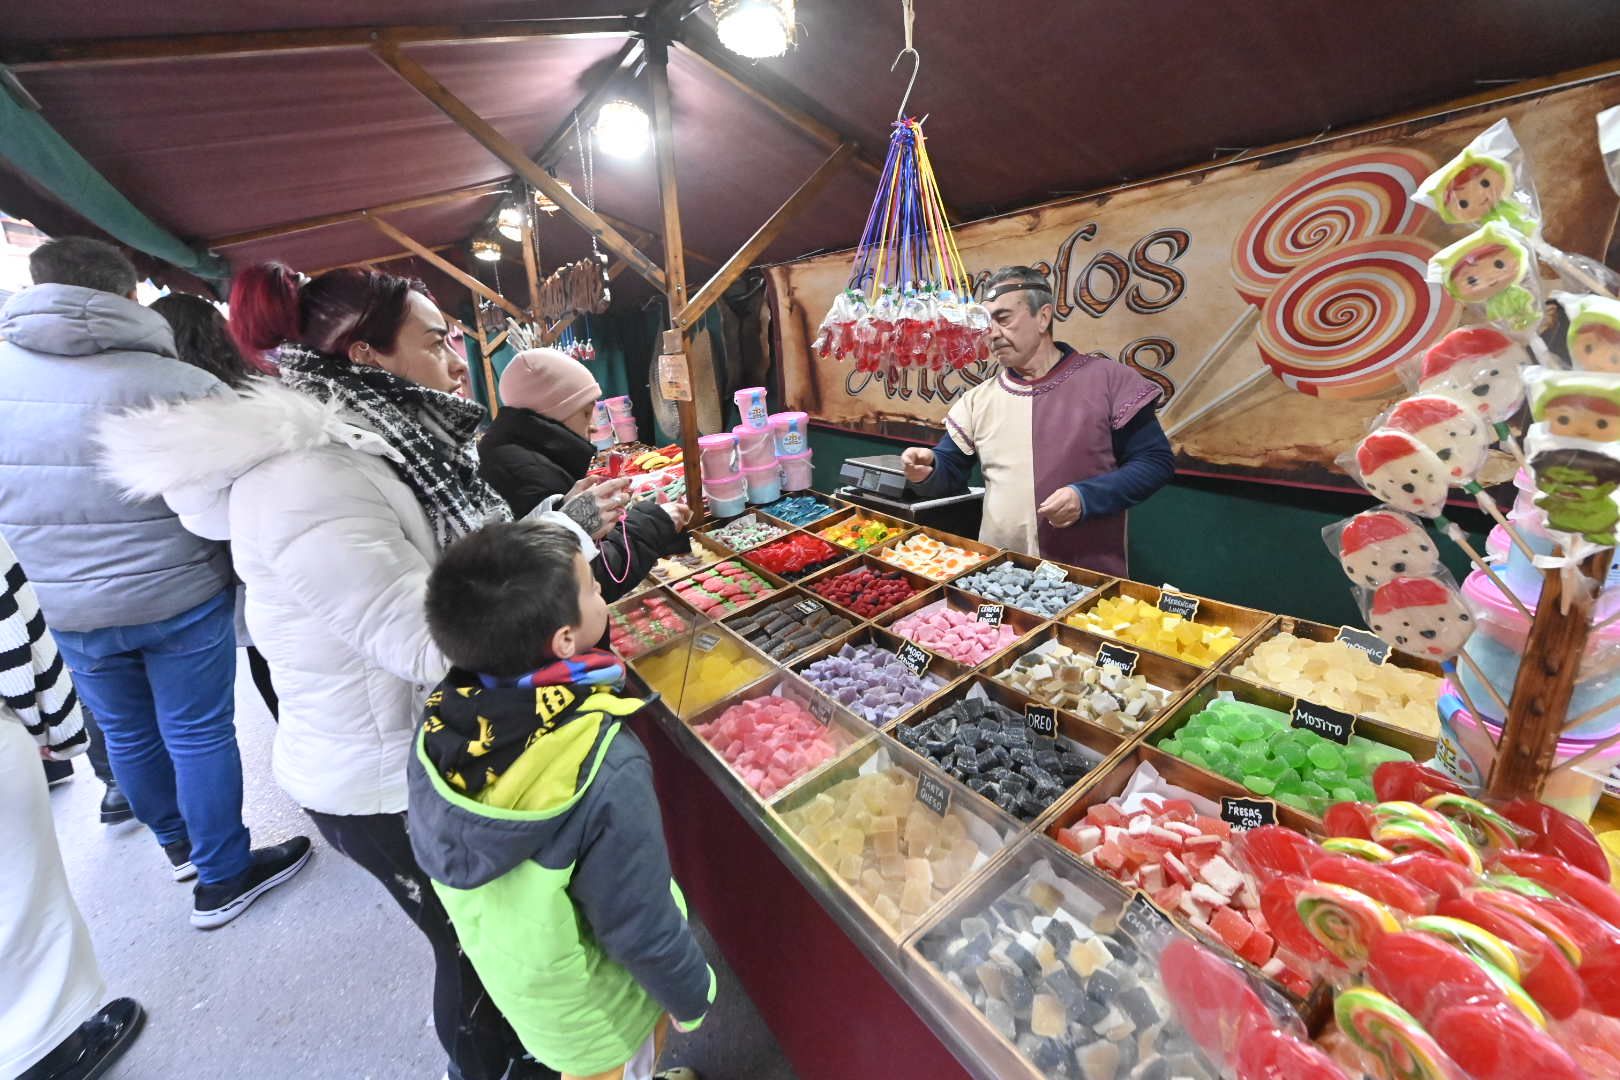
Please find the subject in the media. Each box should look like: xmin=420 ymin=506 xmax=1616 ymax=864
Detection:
xmin=518 ymin=190 xmax=543 ymax=320
xmin=647 ymin=38 xmax=704 ymax=525
xmin=369 ymin=42 xmax=668 ymax=293
xmin=363 ymin=213 xmax=527 ymax=320
xmin=1487 ymin=550 xmax=1614 ymax=800
xmin=472 ymin=304 xmax=501 ymax=418
xmin=207 ymin=180 xmax=508 ymax=248
xmin=2 ymin=17 xmax=639 ymax=69
xmin=676 ymin=142 xmax=857 ymax=329
xmin=308 ymin=244 xmax=453 ymax=276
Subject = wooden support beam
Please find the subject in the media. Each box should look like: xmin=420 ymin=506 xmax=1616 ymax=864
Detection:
xmin=2 ymin=17 xmax=638 ymax=69
xmin=677 ymin=142 xmax=855 ymax=329
xmin=472 ymin=304 xmax=501 ymax=418
xmin=308 ymin=244 xmax=453 ymax=276
xmin=519 ymin=192 xmax=543 ymax=319
xmin=445 ymin=314 xmax=474 ymax=341
xmin=533 ymin=39 xmax=645 ymax=169
xmin=646 ymin=41 xmax=704 ymax=526
xmin=486 ymin=328 xmax=511 ymax=353
xmin=207 ymin=180 xmax=508 ymax=248
xmin=364 ymin=213 xmax=526 ymax=320
xmin=370 ymin=41 xmax=668 ymax=293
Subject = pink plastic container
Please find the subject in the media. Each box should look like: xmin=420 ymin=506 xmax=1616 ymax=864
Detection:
xmin=603 ymin=395 xmax=634 ymax=422
xmin=734 ymin=424 xmax=776 ymax=469
xmin=1441 ymin=688 xmax=1620 ymax=820
xmin=734 ymin=386 xmax=769 ymax=430
xmin=591 ymin=400 xmax=612 ymax=428
xmin=768 ymin=411 xmax=808 ymax=456
xmin=742 ymin=462 xmax=782 ymax=504
xmin=588 ymin=424 xmax=615 ymax=451
xmin=778 ymin=450 xmax=813 ymax=491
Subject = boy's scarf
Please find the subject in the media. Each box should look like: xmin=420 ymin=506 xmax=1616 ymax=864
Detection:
xmin=424 ymin=649 xmax=626 ymax=797
xmin=276 ymin=344 xmax=509 ymax=546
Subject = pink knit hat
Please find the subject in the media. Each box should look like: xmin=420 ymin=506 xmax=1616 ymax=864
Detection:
xmin=498 ymin=348 xmax=602 ymax=418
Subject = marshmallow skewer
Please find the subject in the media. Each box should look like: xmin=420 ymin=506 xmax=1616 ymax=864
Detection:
xmin=1438 ymin=520 xmax=1532 ymax=621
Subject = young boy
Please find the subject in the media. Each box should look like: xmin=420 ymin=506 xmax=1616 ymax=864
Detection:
xmin=408 ymin=520 xmax=712 ymax=1080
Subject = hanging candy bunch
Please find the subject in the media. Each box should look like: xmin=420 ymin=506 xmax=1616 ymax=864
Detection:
xmin=554 ymin=318 xmax=596 ymax=362
xmin=812 ymin=118 xmax=990 ymax=376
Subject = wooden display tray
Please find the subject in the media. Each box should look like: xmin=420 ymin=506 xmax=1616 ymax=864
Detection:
xmin=721 ymin=586 xmax=864 ymax=668
xmin=891 ymin=674 xmax=1126 ymax=829
xmin=664 ymin=556 xmax=792 ymax=620
xmin=629 ymin=528 xmax=735 ymax=596
xmin=607 ymin=585 xmax=707 ymax=663
xmin=1134 ymin=676 xmax=1438 ymax=829
xmin=626 ymin=622 xmax=776 ymax=721
xmin=899 ymin=833 xmax=1193 ymax=1080
xmin=736 ymin=527 xmax=858 ymax=583
xmin=679 ymin=668 xmax=878 ymax=807
xmin=979 ymin=621 xmax=1212 ymax=742
xmin=796 ymin=551 xmax=938 ymax=623
xmin=948 ymin=549 xmax=1115 ymax=623
xmin=1064 ymin=579 xmax=1277 ymax=669
xmin=802 ymin=504 xmax=919 ymax=555
xmin=788 ymin=624 xmax=971 ymax=734
xmin=874 ymin=586 xmax=1046 ymax=671
xmin=867 ymin=524 xmax=1001 ymax=583
xmin=699 ymin=511 xmax=796 ymax=554
xmin=751 ymin=490 xmax=850 ymax=531
xmin=765 ymin=736 xmax=1024 ymax=945
xmin=1218 ymin=614 xmax=1445 ymax=742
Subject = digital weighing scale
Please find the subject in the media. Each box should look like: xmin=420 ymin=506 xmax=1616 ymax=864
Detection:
xmin=835 ymin=454 xmax=985 ymax=538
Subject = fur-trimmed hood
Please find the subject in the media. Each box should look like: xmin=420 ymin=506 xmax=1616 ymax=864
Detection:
xmin=96 ymin=376 xmax=403 ymax=502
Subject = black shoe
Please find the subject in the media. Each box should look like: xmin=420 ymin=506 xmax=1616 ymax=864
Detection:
xmin=19 ymin=997 xmax=145 ymax=1080
xmin=43 ymin=758 xmax=74 ymax=788
xmin=163 ymin=839 xmax=197 ymax=883
xmin=99 ymin=784 xmax=134 ymax=825
xmin=190 ymin=836 xmax=311 ymax=929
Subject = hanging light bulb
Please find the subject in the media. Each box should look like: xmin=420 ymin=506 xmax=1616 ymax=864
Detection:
xmin=595 ymin=99 xmax=650 ymax=159
xmin=711 ymin=0 xmax=795 ymax=59
xmin=496 ymin=203 xmax=524 ymax=242
xmin=470 ymin=237 xmax=502 ymax=262
xmin=533 ymin=178 xmax=574 ymax=215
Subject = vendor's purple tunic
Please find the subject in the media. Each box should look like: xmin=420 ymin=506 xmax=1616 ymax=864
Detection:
xmin=943 ymin=345 xmax=1159 ymax=576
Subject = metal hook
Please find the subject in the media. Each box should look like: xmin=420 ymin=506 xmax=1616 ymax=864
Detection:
xmin=891 ymin=46 xmax=920 ymax=121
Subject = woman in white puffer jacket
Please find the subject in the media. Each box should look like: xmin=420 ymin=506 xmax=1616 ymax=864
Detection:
xmin=97 ymin=264 xmax=604 ymax=1080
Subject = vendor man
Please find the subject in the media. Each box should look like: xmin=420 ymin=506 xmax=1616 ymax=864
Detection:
xmin=901 ymin=265 xmax=1175 ymax=576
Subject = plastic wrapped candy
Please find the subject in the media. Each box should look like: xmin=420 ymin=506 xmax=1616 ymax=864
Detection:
xmin=1417 ymin=326 xmax=1532 ymax=433
xmin=1427 ymin=223 xmax=1543 ymax=332
xmin=1524 ymin=367 xmax=1620 ymax=444
xmin=1413 ymin=119 xmax=1542 ymax=237
xmin=1526 ymin=434 xmax=1620 ymax=547
xmin=1324 ymin=509 xmax=1443 ymax=590
xmin=1344 ymin=429 xmax=1452 ymax=518
xmin=1383 ymin=394 xmax=1491 ymax=485
xmin=1599 ymin=104 xmax=1620 ymax=198
xmin=1559 ymin=292 xmax=1620 ymax=373
xmin=1361 ymin=575 xmax=1475 ymax=661
xmin=813 ymin=289 xmax=861 ymax=361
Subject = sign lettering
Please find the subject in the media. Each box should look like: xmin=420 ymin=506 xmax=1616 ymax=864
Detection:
xmin=1120 ymin=891 xmax=1177 ymax=946
xmin=1157 ymin=592 xmax=1201 ymax=620
xmin=1335 ymin=626 xmax=1392 ymax=666
xmin=897 ymin=640 xmax=933 ymax=676
xmin=1290 ymin=699 xmax=1356 ymax=745
xmin=976 ymin=603 xmax=1005 ymax=627
xmin=1095 ymin=642 xmax=1140 ymax=676
xmin=916 ymin=772 xmax=951 ymax=816
xmin=693 ymin=632 xmax=721 ymax=654
xmin=1035 ymin=561 xmax=1069 ymax=581
xmin=1025 ymin=704 xmax=1058 ymax=738
xmin=1220 ymin=795 xmax=1278 ymax=832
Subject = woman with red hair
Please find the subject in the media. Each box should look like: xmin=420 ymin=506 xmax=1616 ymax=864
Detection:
xmin=98 ymin=263 xmax=567 ymax=1080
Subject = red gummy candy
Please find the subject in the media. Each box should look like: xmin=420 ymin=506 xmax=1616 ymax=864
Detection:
xmin=1159 ymin=938 xmax=1272 ymax=1068
xmin=1372 ymin=761 xmax=1465 ymax=804
xmin=1259 ymin=877 xmax=1332 ymax=966
xmin=1427 ymin=1002 xmax=1587 ymax=1080
xmin=1387 ymin=853 xmax=1476 ymax=902
xmin=1366 ymin=931 xmax=1513 ymax=1024
xmin=1437 ymin=895 xmax=1584 ymax=1020
xmin=1234 ymin=1017 xmax=1351 ymax=1080
xmin=1236 ymin=826 xmax=1323 ymax=885
xmin=1489 ymin=849 xmax=1620 ymax=927
xmin=1497 ymin=798 xmax=1610 ymax=882
xmin=1322 ymin=801 xmax=1376 ymax=840
xmin=1308 ymin=855 xmax=1431 ymax=916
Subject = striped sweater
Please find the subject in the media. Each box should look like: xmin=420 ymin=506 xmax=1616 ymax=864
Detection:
xmin=0 ymin=532 xmax=83 ymax=755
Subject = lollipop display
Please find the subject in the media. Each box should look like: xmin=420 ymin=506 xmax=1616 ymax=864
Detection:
xmin=1413 ymin=119 xmax=1542 ymax=237
xmin=1561 ymin=293 xmax=1620 ymax=373
xmin=1428 ymin=223 xmax=1542 ymax=332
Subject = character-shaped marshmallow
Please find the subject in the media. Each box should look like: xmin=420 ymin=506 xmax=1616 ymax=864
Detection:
xmin=1354 ymin=430 xmax=1450 ymax=517
xmin=1336 ymin=511 xmax=1442 ymax=589
xmin=1564 ymin=295 xmax=1620 ymax=374
xmin=1429 ymin=223 xmax=1539 ymax=331
xmin=1420 ymin=326 xmax=1529 ymax=425
xmin=1369 ymin=576 xmax=1475 ymax=660
xmin=1386 ymin=395 xmax=1489 ymax=481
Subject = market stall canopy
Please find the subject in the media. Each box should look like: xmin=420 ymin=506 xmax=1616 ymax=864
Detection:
xmin=2 ymin=0 xmax=1618 ymax=306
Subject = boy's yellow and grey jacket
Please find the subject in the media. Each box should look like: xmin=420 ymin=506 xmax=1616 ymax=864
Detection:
xmin=405 ymin=671 xmax=716 ymax=1076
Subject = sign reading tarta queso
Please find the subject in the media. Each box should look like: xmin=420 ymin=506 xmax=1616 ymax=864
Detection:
xmin=766 ymin=76 xmax=1620 ymax=492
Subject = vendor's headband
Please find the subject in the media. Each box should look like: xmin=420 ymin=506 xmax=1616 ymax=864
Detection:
xmin=985 ymin=279 xmax=1053 ymax=302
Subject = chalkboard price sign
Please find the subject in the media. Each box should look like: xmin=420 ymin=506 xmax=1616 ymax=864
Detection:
xmin=975 ymin=603 xmax=1005 ymax=627
xmin=897 ymin=640 xmax=933 ymax=677
xmin=1335 ymin=626 xmax=1392 ymax=666
xmin=916 ymin=773 xmax=951 ymax=816
xmin=1096 ymin=642 xmax=1141 ymax=676
xmin=1290 ymin=699 xmax=1356 ymax=745
xmin=1025 ymin=704 xmax=1058 ymax=738
xmin=1156 ymin=592 xmax=1201 ymax=620
xmin=1120 ymin=891 xmax=1177 ymax=946
xmin=1220 ymin=795 xmax=1278 ymax=831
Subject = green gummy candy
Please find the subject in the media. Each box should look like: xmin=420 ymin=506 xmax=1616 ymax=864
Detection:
xmin=1244 ymin=775 xmax=1276 ymax=795
xmin=1298 ymin=780 xmax=1330 ymax=799
xmin=1306 ymin=743 xmax=1343 ymax=770
xmin=1332 ymin=786 xmax=1359 ymax=802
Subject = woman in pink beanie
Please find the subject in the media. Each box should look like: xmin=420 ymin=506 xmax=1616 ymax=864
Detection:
xmin=480 ymin=348 xmax=691 ymax=599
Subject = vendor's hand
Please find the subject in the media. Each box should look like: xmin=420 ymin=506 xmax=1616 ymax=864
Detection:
xmin=901 ymin=447 xmax=935 ymax=484
xmin=1037 ymin=486 xmax=1083 ymax=529
xmin=659 ymin=499 xmax=693 ymax=533
xmin=561 ymin=476 xmax=630 ymax=540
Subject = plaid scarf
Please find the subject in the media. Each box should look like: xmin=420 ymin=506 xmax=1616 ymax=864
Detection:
xmin=276 ymin=344 xmax=510 ymax=546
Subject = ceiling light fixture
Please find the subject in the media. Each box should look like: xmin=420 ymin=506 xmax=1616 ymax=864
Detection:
xmin=533 ymin=178 xmax=574 ymax=215
xmin=711 ymin=0 xmax=796 ymax=59
xmin=470 ymin=237 xmax=503 ymax=262
xmin=495 ymin=203 xmax=525 ymax=242
xmin=595 ymin=99 xmax=650 ymax=159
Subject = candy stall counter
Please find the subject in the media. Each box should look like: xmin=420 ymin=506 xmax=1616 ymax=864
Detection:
xmin=1066 ymin=580 xmax=1275 ymax=669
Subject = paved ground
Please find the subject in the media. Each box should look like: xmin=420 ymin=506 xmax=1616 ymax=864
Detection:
xmin=46 ymin=655 xmax=798 ymax=1080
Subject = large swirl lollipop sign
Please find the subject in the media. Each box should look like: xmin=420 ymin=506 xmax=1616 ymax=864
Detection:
xmin=1162 ymin=149 xmax=1436 ymax=434
xmin=1167 ymin=235 xmax=1461 ymax=433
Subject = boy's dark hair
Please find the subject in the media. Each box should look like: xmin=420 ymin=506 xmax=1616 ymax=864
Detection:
xmin=29 ymin=237 xmax=139 ymax=297
xmin=426 ymin=521 xmax=583 ymax=676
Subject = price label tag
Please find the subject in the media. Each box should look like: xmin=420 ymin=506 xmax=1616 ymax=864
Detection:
xmin=1335 ymin=626 xmax=1392 ymax=666
xmin=976 ymin=603 xmax=1005 ymax=627
xmin=916 ymin=772 xmax=951 ymax=816
xmin=806 ymin=694 xmax=836 ymax=727
xmin=1291 ymin=698 xmax=1356 ymax=745
xmin=897 ymin=640 xmax=933 ymax=676
xmin=1119 ymin=891 xmax=1177 ymax=946
xmin=693 ymin=631 xmax=721 ymax=654
xmin=1096 ymin=642 xmax=1140 ymax=676
xmin=795 ymin=599 xmax=825 ymax=618
xmin=657 ymin=353 xmax=692 ymax=403
xmin=1220 ymin=795 xmax=1278 ymax=832
xmin=1025 ymin=704 xmax=1058 ymax=738
xmin=1035 ymin=561 xmax=1068 ymax=581
xmin=1157 ymin=591 xmax=1201 ymax=620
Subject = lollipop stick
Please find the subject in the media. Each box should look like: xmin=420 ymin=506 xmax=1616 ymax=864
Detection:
xmin=1455 ymin=649 xmax=1511 ymax=717
xmin=1164 ymin=368 xmax=1271 ymax=439
xmin=1493 ymin=424 xmax=1527 ymax=470
xmin=1555 ymin=726 xmax=1620 ymax=777
xmin=1560 ymin=689 xmax=1620 ymax=734
xmin=1159 ymin=307 xmax=1259 ymax=424
xmin=1465 ymin=487 xmax=1537 ymax=562
xmin=1439 ymin=520 xmax=1533 ymax=621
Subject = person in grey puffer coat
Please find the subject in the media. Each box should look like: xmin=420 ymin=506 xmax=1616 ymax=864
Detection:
xmin=0 ymin=238 xmax=309 ymax=930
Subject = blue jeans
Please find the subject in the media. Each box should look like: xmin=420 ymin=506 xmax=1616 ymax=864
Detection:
xmin=54 ymin=589 xmax=251 ymax=884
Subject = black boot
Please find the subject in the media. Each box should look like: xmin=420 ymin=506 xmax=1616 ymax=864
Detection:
xmin=42 ymin=758 xmax=74 ymax=788
xmin=99 ymin=782 xmax=133 ymax=825
xmin=18 ymin=998 xmax=144 ymax=1080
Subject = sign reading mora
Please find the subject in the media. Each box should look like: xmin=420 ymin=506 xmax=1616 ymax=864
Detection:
xmin=765 ymin=76 xmax=1620 ymax=492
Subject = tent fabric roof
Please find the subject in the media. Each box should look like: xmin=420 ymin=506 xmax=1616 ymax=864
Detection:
xmin=3 ymin=2 xmax=1619 ymax=308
